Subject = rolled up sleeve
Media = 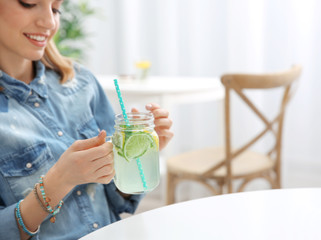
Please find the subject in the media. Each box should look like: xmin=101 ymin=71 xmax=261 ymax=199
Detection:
xmin=104 ymin=181 xmax=144 ymax=217
xmin=0 ymin=202 xmax=21 ymax=239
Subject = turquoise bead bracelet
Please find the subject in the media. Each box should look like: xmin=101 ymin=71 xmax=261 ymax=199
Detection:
xmin=39 ymin=175 xmax=64 ymax=223
xmin=15 ymin=200 xmax=40 ymax=236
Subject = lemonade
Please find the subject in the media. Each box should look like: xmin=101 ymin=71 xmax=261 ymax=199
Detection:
xmin=112 ymin=112 xmax=160 ymax=194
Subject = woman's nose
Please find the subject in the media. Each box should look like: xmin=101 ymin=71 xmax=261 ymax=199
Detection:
xmin=36 ymin=8 xmax=57 ymax=30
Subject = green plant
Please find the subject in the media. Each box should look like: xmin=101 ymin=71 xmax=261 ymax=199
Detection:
xmin=53 ymin=0 xmax=96 ymax=61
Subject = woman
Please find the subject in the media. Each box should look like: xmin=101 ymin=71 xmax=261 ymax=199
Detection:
xmin=0 ymin=1 xmax=174 ymax=239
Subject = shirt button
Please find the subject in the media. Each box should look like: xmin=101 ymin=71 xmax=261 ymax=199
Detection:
xmin=28 ymin=91 xmax=32 ymax=96
xmin=34 ymin=102 xmax=40 ymax=107
xmin=93 ymin=223 xmax=99 ymax=229
xmin=26 ymin=163 xmax=32 ymax=168
xmin=57 ymin=131 xmax=63 ymax=136
xmin=77 ymin=190 xmax=82 ymax=196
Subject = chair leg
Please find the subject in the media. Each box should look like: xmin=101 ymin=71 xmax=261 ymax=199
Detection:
xmin=227 ymin=179 xmax=233 ymax=193
xmin=263 ymin=171 xmax=280 ymax=189
xmin=275 ymin=172 xmax=281 ymax=189
xmin=166 ymin=171 xmax=176 ymax=205
xmin=272 ymin=174 xmax=281 ymax=189
xmin=217 ymin=179 xmax=225 ymax=195
xmin=238 ymin=178 xmax=251 ymax=192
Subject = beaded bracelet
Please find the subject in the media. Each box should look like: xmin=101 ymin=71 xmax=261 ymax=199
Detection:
xmin=39 ymin=175 xmax=64 ymax=223
xmin=15 ymin=200 xmax=40 ymax=236
xmin=33 ymin=183 xmax=48 ymax=213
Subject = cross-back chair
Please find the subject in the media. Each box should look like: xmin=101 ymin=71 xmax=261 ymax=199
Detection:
xmin=166 ymin=65 xmax=302 ymax=204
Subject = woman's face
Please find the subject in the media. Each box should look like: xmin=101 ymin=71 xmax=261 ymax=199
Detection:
xmin=0 ymin=0 xmax=62 ymax=62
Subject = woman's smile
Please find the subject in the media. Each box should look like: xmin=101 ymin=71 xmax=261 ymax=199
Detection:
xmin=0 ymin=0 xmax=60 ymax=64
xmin=23 ymin=33 xmax=49 ymax=47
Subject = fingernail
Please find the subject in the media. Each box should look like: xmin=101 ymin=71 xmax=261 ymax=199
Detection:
xmin=146 ymin=103 xmax=152 ymax=109
xmin=98 ymin=130 xmax=104 ymax=137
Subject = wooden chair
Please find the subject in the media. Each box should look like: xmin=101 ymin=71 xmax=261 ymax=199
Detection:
xmin=166 ymin=65 xmax=302 ymax=204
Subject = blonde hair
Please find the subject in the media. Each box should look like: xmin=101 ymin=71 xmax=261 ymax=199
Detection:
xmin=0 ymin=41 xmax=73 ymax=92
xmin=41 ymin=40 xmax=75 ymax=83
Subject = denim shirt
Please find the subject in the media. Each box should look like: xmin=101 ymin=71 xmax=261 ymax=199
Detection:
xmin=0 ymin=61 xmax=143 ymax=240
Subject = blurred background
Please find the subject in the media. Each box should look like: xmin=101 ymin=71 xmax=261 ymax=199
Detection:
xmin=60 ymin=0 xmax=321 ymax=208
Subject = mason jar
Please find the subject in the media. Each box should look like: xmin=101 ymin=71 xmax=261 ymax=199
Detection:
xmin=111 ymin=112 xmax=160 ymax=194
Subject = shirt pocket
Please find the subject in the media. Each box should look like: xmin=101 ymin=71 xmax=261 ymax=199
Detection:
xmin=77 ymin=117 xmax=101 ymax=139
xmin=0 ymin=142 xmax=53 ymax=201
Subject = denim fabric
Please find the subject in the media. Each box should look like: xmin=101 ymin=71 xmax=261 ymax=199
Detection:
xmin=0 ymin=61 xmax=143 ymax=240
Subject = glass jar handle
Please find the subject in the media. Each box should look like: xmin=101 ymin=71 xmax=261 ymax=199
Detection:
xmin=105 ymin=136 xmax=112 ymax=143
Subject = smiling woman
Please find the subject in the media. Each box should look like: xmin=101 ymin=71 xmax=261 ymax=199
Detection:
xmin=0 ymin=0 xmax=174 ymax=239
xmin=0 ymin=0 xmax=73 ymax=84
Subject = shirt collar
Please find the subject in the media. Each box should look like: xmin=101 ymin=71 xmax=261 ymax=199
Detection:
xmin=0 ymin=61 xmax=48 ymax=102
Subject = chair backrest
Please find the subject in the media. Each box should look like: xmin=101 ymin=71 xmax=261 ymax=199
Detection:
xmin=205 ymin=65 xmax=302 ymax=191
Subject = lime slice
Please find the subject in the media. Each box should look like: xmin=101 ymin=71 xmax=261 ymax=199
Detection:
xmin=123 ymin=132 xmax=154 ymax=162
xmin=112 ymin=132 xmax=125 ymax=149
xmin=143 ymin=130 xmax=159 ymax=151
xmin=112 ymin=132 xmax=126 ymax=158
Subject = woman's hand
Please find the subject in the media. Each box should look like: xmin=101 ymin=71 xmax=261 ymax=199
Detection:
xmin=15 ymin=131 xmax=114 ymax=240
xmin=132 ymin=103 xmax=174 ymax=151
xmin=51 ymin=130 xmax=115 ymax=190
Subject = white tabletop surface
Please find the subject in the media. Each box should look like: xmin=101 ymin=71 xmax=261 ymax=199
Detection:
xmin=96 ymin=75 xmax=224 ymax=109
xmin=80 ymin=188 xmax=321 ymax=240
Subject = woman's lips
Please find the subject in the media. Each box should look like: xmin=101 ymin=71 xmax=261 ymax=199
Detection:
xmin=24 ymin=33 xmax=48 ymax=47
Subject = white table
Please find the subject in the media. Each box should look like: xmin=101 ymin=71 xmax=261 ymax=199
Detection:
xmin=80 ymin=188 xmax=321 ymax=240
xmin=96 ymin=75 xmax=224 ymax=112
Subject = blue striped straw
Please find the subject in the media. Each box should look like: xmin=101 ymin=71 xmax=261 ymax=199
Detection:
xmin=114 ymin=79 xmax=148 ymax=191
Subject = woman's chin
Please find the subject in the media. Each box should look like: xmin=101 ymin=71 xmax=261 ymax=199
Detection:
xmin=26 ymin=50 xmax=45 ymax=61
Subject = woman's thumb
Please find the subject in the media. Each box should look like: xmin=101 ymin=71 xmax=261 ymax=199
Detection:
xmin=72 ymin=130 xmax=107 ymax=151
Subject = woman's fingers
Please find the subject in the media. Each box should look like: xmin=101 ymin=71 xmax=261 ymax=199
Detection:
xmin=61 ymin=140 xmax=114 ymax=185
xmin=71 ymin=130 xmax=106 ymax=151
xmin=94 ymin=162 xmax=114 ymax=178
xmin=145 ymin=103 xmax=160 ymax=111
xmin=78 ymin=142 xmax=113 ymax=162
xmin=91 ymin=153 xmax=114 ymax=174
xmin=154 ymin=117 xmax=173 ymax=128
xmin=131 ymin=107 xmax=139 ymax=113
xmin=129 ymin=103 xmax=174 ymax=151
xmin=92 ymin=156 xmax=113 ymax=170
xmin=146 ymin=104 xmax=170 ymax=118
xmin=96 ymin=169 xmax=115 ymax=184
xmin=155 ymin=127 xmax=174 ymax=138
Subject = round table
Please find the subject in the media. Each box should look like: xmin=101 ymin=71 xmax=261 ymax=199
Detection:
xmin=80 ymin=188 xmax=321 ymax=240
xmin=96 ymin=75 xmax=224 ymax=111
